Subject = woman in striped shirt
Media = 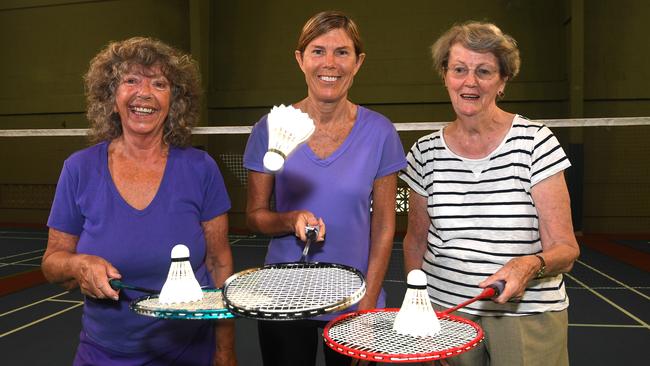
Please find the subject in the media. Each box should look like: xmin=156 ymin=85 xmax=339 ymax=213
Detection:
xmin=400 ymin=21 xmax=580 ymax=366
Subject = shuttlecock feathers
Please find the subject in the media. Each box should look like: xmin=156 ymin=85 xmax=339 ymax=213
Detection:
xmin=158 ymin=244 xmax=204 ymax=304
xmin=392 ymin=269 xmax=441 ymax=337
xmin=263 ymin=104 xmax=315 ymax=172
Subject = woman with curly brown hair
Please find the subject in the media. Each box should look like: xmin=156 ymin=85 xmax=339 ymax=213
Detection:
xmin=42 ymin=37 xmax=236 ymax=365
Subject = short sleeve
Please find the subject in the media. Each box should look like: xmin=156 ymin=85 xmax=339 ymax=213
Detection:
xmin=47 ymin=162 xmax=84 ymax=235
xmin=530 ymin=126 xmax=571 ymax=186
xmin=243 ymin=115 xmax=269 ymax=173
xmin=400 ymin=138 xmax=429 ymax=197
xmin=376 ymin=122 xmax=407 ymax=178
xmin=201 ymin=154 xmax=231 ymax=221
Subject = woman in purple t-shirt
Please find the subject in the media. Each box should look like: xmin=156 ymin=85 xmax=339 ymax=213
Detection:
xmin=243 ymin=11 xmax=406 ymax=366
xmin=42 ymin=37 xmax=236 ymax=365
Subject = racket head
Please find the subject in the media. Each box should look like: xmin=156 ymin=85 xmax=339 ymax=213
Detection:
xmin=130 ymin=288 xmax=235 ymax=320
xmin=323 ymin=308 xmax=483 ymax=363
xmin=223 ymin=262 xmax=366 ymax=320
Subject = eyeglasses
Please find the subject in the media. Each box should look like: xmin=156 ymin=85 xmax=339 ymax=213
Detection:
xmin=446 ymin=65 xmax=499 ymax=81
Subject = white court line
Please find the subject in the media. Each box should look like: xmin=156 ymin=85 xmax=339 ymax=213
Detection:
xmin=567 ymin=286 xmax=650 ymax=290
xmin=0 ymin=291 xmax=76 ymax=317
xmin=0 ymin=255 xmax=43 ymax=268
xmin=0 ymin=236 xmax=47 ymax=240
xmin=0 ymin=249 xmax=44 ymax=260
xmin=575 ymin=259 xmax=650 ymax=301
xmin=568 ymin=323 xmax=647 ymax=329
xmin=0 ymin=303 xmax=83 ymax=338
xmin=0 ymin=262 xmax=39 ymax=267
xmin=565 ymin=273 xmax=649 ymax=330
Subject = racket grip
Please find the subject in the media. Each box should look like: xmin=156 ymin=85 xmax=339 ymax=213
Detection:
xmin=305 ymin=225 xmax=318 ymax=241
xmin=109 ymin=279 xmax=158 ymax=294
xmin=109 ymin=279 xmax=124 ymax=291
xmin=486 ymin=280 xmax=506 ymax=297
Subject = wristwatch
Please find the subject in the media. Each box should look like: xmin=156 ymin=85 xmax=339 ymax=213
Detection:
xmin=534 ymin=254 xmax=546 ymax=278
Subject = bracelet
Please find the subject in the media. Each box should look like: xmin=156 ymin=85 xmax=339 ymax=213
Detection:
xmin=534 ymin=254 xmax=546 ymax=278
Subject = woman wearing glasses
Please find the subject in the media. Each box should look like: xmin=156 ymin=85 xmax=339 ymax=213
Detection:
xmin=400 ymin=21 xmax=579 ymax=365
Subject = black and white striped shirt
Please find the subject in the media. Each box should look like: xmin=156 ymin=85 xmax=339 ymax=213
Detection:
xmin=400 ymin=115 xmax=571 ymax=316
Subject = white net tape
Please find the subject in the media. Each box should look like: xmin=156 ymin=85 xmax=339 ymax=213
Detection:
xmin=1 ymin=117 xmax=648 ymax=137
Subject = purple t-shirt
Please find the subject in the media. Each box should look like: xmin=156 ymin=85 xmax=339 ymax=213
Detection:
xmin=243 ymin=106 xmax=406 ymax=314
xmin=47 ymin=141 xmax=230 ymax=356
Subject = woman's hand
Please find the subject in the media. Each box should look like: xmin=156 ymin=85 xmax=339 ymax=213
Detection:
xmin=42 ymin=228 xmax=120 ymax=301
xmin=291 ymin=210 xmax=325 ymax=242
xmin=73 ymin=254 xmax=121 ymax=300
xmin=479 ymin=255 xmax=540 ymax=303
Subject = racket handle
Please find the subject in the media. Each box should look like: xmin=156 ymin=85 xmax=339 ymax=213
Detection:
xmin=300 ymin=226 xmax=319 ymax=262
xmin=305 ymin=225 xmax=318 ymax=241
xmin=441 ymin=280 xmax=506 ymax=315
xmin=485 ymin=280 xmax=506 ymax=297
xmin=109 ymin=279 xmax=158 ymax=294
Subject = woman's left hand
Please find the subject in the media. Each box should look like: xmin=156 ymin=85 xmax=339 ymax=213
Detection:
xmin=479 ymin=255 xmax=540 ymax=303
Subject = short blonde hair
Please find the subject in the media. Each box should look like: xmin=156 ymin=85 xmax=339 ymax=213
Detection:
xmin=296 ymin=10 xmax=363 ymax=58
xmin=431 ymin=21 xmax=520 ymax=80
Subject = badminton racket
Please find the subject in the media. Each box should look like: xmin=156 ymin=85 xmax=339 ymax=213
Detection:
xmin=323 ymin=280 xmax=505 ymax=363
xmin=110 ymin=279 xmax=235 ymax=320
xmin=222 ymin=227 xmax=366 ymax=320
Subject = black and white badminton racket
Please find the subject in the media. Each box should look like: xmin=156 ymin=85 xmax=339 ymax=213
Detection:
xmin=110 ymin=279 xmax=235 ymax=320
xmin=222 ymin=227 xmax=366 ymax=320
xmin=323 ymin=281 xmax=505 ymax=363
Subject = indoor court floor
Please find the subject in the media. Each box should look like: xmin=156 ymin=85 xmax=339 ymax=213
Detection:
xmin=1 ymin=228 xmax=648 ymax=365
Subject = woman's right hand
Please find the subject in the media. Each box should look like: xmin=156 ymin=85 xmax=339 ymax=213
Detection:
xmin=292 ymin=210 xmax=326 ymax=242
xmin=73 ymin=254 xmax=121 ymax=301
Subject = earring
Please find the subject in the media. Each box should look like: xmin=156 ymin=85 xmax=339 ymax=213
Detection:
xmin=497 ymin=90 xmax=505 ymax=98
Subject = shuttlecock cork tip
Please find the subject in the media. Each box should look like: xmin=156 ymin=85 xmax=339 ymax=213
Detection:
xmin=406 ymin=269 xmax=427 ymax=287
xmin=171 ymin=244 xmax=190 ymax=259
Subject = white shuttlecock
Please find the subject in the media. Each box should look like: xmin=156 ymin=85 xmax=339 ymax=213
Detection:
xmin=263 ymin=104 xmax=315 ymax=172
xmin=392 ymin=269 xmax=441 ymax=337
xmin=158 ymin=244 xmax=204 ymax=304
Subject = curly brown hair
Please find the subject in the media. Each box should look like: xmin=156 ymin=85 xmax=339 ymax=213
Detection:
xmin=84 ymin=37 xmax=201 ymax=147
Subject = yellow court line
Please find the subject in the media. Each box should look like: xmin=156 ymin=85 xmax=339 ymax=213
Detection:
xmin=49 ymin=298 xmax=84 ymax=304
xmin=565 ymin=273 xmax=649 ymax=330
xmin=0 ymin=303 xmax=83 ymax=338
xmin=0 ymin=249 xmax=44 ymax=261
xmin=576 ymin=259 xmax=650 ymax=301
xmin=0 ymin=291 xmax=72 ymax=317
xmin=0 ymin=255 xmax=44 ymax=268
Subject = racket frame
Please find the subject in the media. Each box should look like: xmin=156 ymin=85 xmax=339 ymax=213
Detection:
xmin=130 ymin=288 xmax=235 ymax=320
xmin=323 ymin=308 xmax=484 ymax=363
xmin=223 ymin=262 xmax=366 ymax=320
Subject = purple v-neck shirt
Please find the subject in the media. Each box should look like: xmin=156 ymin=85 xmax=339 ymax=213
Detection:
xmin=48 ymin=141 xmax=230 ymax=357
xmin=243 ymin=106 xmax=406 ymax=316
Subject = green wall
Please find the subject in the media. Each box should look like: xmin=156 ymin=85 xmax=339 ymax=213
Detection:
xmin=1 ymin=0 xmax=648 ymax=233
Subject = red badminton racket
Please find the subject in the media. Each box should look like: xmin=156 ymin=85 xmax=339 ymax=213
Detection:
xmin=323 ymin=280 xmax=505 ymax=363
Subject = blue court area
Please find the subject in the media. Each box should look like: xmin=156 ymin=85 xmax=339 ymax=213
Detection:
xmin=1 ymin=229 xmax=648 ymax=365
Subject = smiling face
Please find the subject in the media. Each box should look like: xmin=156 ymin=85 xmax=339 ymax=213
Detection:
xmin=295 ymin=28 xmax=365 ymax=104
xmin=444 ymin=43 xmax=507 ymax=118
xmin=114 ymin=64 xmax=171 ymax=140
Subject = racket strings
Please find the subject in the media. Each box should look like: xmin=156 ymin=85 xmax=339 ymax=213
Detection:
xmin=326 ymin=311 xmax=480 ymax=360
xmin=136 ymin=290 xmax=225 ymax=311
xmin=225 ymin=264 xmax=364 ymax=314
